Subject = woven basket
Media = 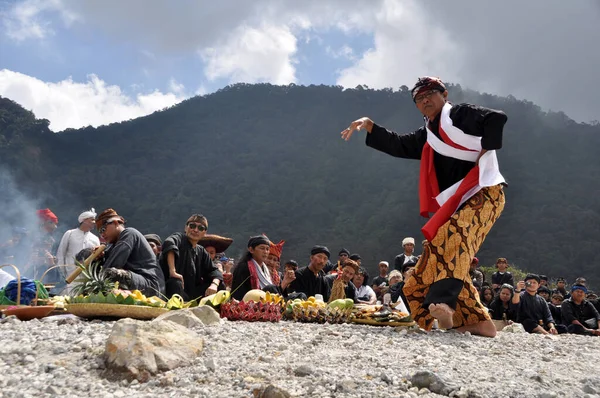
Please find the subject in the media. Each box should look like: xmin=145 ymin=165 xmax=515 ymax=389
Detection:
xmin=220 ymin=301 xmax=282 ymax=322
xmin=0 ymin=264 xmax=22 ymax=308
xmin=66 ymin=303 xmax=169 ymax=320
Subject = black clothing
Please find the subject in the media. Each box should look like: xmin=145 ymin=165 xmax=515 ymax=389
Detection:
xmin=389 ymin=281 xmax=409 ymax=312
xmin=491 ymin=272 xmax=514 ymax=289
xmin=560 ymin=298 xmax=600 ymax=331
xmin=159 ymin=232 xmax=222 ymax=300
xmin=103 ymin=227 xmax=165 ymax=297
xmin=324 ymin=274 xmax=357 ymax=302
xmin=286 ymin=266 xmax=331 ymax=302
xmin=488 ymin=298 xmax=518 ymax=322
xmin=366 ymin=103 xmax=506 ymax=192
xmin=517 ymin=292 xmax=555 ymax=333
xmin=393 ymin=254 xmax=418 ymax=271
xmin=372 ymin=275 xmax=389 ymax=288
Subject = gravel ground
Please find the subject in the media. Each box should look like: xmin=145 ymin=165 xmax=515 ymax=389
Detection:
xmin=1 ymin=315 xmax=599 ymax=398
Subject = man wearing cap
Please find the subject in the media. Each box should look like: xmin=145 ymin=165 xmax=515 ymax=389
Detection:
xmin=342 ymin=76 xmax=507 ymax=337
xmin=160 ymin=214 xmax=223 ymax=300
xmin=394 ymin=237 xmax=418 ymax=271
xmin=325 ymin=248 xmax=350 ymax=274
xmin=560 ymin=284 xmax=600 ymax=336
xmin=144 ymin=234 xmax=162 ymax=258
xmin=56 ymin=208 xmax=100 ymax=279
xmin=327 ymin=259 xmax=358 ymax=302
xmin=96 ymin=208 xmax=165 ymax=297
xmin=491 ymin=258 xmax=514 ymax=292
xmin=286 ymin=245 xmax=332 ymax=301
xmin=513 ymin=274 xmax=559 ymax=335
xmin=552 ymin=277 xmax=570 ymax=300
xmin=372 ymin=261 xmax=390 ymax=300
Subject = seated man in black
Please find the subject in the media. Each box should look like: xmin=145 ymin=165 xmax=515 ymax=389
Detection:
xmin=513 ymin=274 xmax=558 ymax=335
xmin=560 ymin=285 xmax=600 ymax=336
xmin=326 ymin=259 xmax=358 ymax=302
xmin=160 ymin=214 xmax=223 ymax=300
xmin=96 ymin=209 xmax=165 ymax=297
xmin=285 ymin=245 xmax=332 ymax=301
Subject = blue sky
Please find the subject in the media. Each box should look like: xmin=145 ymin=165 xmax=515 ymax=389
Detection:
xmin=0 ymin=0 xmax=598 ymax=131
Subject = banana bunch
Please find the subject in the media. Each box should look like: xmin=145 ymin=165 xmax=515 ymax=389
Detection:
xmin=260 ymin=291 xmax=284 ymax=305
xmin=49 ymin=295 xmax=69 ymax=309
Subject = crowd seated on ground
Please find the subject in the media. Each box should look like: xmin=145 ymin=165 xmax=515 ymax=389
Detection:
xmin=2 ymin=210 xmax=598 ymax=337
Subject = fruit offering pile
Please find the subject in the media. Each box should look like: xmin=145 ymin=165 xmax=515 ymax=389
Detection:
xmin=284 ymin=297 xmax=354 ymax=324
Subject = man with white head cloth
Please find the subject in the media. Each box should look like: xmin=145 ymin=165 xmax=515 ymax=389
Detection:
xmin=56 ymin=208 xmax=100 ymax=277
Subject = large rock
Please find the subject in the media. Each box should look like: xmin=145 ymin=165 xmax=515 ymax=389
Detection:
xmin=104 ymin=318 xmax=203 ymax=381
xmin=153 ymin=310 xmax=204 ymax=329
xmin=190 ymin=306 xmax=221 ymax=325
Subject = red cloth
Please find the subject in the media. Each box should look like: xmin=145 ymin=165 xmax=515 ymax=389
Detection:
xmin=247 ymin=260 xmax=260 ymax=291
xmin=36 ymin=208 xmax=58 ymax=223
xmin=418 ymin=125 xmax=481 ymax=241
xmin=268 ymin=240 xmax=285 ymax=260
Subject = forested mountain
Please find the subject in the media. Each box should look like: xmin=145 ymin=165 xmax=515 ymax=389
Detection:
xmin=1 ymin=83 xmax=599 ymax=287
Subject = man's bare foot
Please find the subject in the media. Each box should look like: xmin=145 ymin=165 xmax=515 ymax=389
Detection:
xmin=428 ymin=303 xmax=454 ymax=329
xmin=456 ymin=320 xmax=497 ymax=337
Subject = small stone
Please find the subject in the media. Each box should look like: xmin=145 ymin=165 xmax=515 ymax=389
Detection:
xmin=418 ymin=388 xmax=430 ymax=395
xmin=0 ymin=315 xmax=21 ymax=324
xmin=46 ymin=385 xmax=61 ymax=395
xmin=381 ymin=373 xmax=392 ymax=384
xmin=260 ymin=385 xmax=291 ymax=398
xmin=538 ymin=392 xmax=557 ymax=398
xmin=583 ymin=385 xmax=597 ymax=394
xmin=337 ymin=380 xmax=357 ymax=392
xmin=24 ymin=355 xmax=35 ymax=363
xmin=205 ymin=358 xmax=216 ymax=372
xmin=114 ymin=391 xmax=126 ymax=398
xmin=294 ymin=365 xmax=313 ymax=377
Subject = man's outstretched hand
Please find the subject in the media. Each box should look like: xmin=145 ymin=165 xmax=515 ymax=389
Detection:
xmin=341 ymin=117 xmax=374 ymax=141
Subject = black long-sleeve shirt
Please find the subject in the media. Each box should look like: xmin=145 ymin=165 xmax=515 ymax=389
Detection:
xmin=103 ymin=227 xmax=165 ymax=296
xmin=287 ymin=266 xmax=331 ymax=302
xmin=517 ymin=292 xmax=555 ymax=326
xmin=366 ymin=103 xmax=507 ymax=192
xmin=159 ymin=232 xmax=222 ymax=300
xmin=560 ymin=298 xmax=600 ymax=325
xmin=491 ymin=272 xmax=514 ymax=289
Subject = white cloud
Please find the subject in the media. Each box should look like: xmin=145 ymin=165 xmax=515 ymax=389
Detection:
xmin=168 ymin=78 xmax=185 ymax=95
xmin=325 ymin=45 xmax=356 ymax=61
xmin=1 ymin=0 xmax=78 ymax=41
xmin=0 ymin=69 xmax=186 ymax=132
xmin=336 ymin=0 xmax=463 ymax=90
xmin=201 ymin=24 xmax=298 ymax=85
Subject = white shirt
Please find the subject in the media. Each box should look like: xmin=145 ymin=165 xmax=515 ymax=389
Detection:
xmin=56 ymin=228 xmax=100 ymax=268
xmin=356 ymin=285 xmax=376 ymax=301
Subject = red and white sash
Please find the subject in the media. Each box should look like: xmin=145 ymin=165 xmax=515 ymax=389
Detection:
xmin=419 ymin=103 xmax=504 ymax=240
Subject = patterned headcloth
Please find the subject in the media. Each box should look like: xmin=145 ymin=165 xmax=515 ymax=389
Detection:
xmin=36 ymin=208 xmax=58 ymax=224
xmin=269 ymin=240 xmax=285 ymax=260
xmin=411 ymin=76 xmax=446 ymax=101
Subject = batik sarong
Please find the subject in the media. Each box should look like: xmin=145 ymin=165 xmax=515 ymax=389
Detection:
xmin=403 ymin=184 xmax=505 ymax=330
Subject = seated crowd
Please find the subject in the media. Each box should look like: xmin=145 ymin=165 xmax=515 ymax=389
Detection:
xmin=1 ymin=207 xmax=598 ymax=337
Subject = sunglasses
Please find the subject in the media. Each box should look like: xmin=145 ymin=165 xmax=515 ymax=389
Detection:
xmin=187 ymin=223 xmax=207 ymax=231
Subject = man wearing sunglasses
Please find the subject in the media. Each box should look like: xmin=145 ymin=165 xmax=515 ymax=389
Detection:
xmin=159 ymin=214 xmax=223 ymax=300
xmin=95 ymin=208 xmax=165 ymax=297
xmin=341 ymin=76 xmax=507 ymax=337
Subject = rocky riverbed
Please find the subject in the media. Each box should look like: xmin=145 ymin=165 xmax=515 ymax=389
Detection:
xmin=0 ymin=314 xmax=599 ymax=398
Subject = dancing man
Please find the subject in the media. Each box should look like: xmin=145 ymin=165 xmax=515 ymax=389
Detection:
xmin=341 ymin=77 xmax=507 ymax=337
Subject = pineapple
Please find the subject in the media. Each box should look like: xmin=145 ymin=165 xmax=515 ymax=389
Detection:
xmin=71 ymin=260 xmax=116 ymax=297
